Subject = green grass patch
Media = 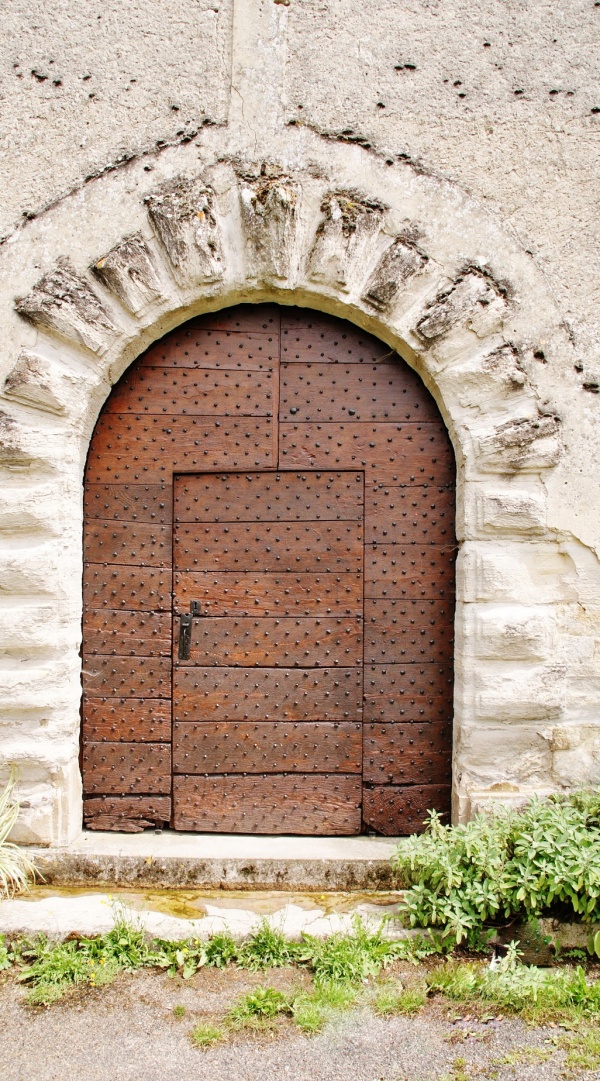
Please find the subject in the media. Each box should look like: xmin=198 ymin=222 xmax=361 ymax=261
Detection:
xmin=373 ymin=980 xmax=427 ymax=1016
xmin=292 ymin=980 xmax=357 ymax=1033
xmin=190 ymin=1021 xmax=225 ymax=1049
xmin=227 ymin=985 xmax=293 ymax=1027
xmin=427 ymin=942 xmax=600 ymax=1024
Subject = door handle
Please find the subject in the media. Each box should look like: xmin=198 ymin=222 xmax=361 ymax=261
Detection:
xmin=178 ymin=601 xmax=203 ymax=661
xmin=178 ymin=613 xmax=193 ymax=660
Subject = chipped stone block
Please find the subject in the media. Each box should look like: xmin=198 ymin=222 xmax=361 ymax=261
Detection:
xmin=482 ymin=343 xmax=527 ymax=390
xmin=415 ymin=270 xmax=508 ymax=343
xmin=476 ymin=413 xmax=562 ymax=473
xmin=0 ymin=410 xmax=36 ymax=468
xmin=15 ymin=261 xmax=120 ymax=356
xmin=307 ymin=190 xmax=386 ymax=290
xmin=459 ymin=542 xmax=574 ymax=604
xmin=550 ymin=725 xmax=600 ymax=787
xmin=362 ymin=236 xmax=426 ymax=311
xmin=457 ymin=723 xmax=553 ymax=785
xmin=475 ymin=489 xmax=547 ymax=535
xmin=145 ymin=176 xmax=223 ymax=287
xmin=3 ymin=352 xmax=67 ymax=415
xmin=237 ymin=167 xmax=300 ymax=282
xmin=92 ymin=233 xmax=168 ymax=314
xmin=474 ymin=664 xmax=563 ymax=722
xmin=468 ymin=605 xmax=554 ymax=660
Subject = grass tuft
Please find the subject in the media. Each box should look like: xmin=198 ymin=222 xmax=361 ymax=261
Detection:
xmin=0 ymin=770 xmax=37 ymax=897
xmin=292 ymin=980 xmax=357 ymax=1034
xmin=373 ymin=980 xmax=427 ymax=1016
xmin=237 ymin=920 xmax=297 ymax=970
xmin=227 ymin=985 xmax=292 ymax=1028
xmin=190 ymin=1021 xmax=225 ymax=1049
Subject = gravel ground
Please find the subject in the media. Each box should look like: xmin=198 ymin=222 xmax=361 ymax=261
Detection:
xmin=1 ymin=966 xmax=599 ymax=1081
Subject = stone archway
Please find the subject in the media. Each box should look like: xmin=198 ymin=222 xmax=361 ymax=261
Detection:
xmin=0 ymin=136 xmax=568 ymax=845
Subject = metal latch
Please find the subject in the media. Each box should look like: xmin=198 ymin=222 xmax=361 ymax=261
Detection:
xmin=178 ymin=601 xmax=202 ymax=660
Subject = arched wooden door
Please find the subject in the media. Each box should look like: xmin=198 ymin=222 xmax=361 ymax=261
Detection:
xmin=82 ymin=306 xmax=456 ymax=835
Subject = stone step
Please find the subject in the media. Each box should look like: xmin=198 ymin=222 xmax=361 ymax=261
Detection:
xmin=30 ymin=831 xmax=405 ymax=892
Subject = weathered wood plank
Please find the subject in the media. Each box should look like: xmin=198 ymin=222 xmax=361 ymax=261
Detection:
xmin=82 ymin=698 xmax=171 ymax=742
xmin=83 ymin=564 xmax=172 ymax=611
xmin=279 ymin=363 xmax=441 ymax=423
xmin=173 ymin=520 xmax=363 ymax=573
xmin=175 ymin=615 xmax=363 ymax=668
xmin=173 ymin=721 xmax=362 ymax=774
xmin=106 ymin=367 xmax=274 ymax=416
xmin=365 ymin=544 xmax=456 ymax=598
xmin=173 ymin=774 xmax=362 ymax=834
xmin=365 ymin=598 xmax=454 ymax=664
xmin=82 ymin=742 xmax=171 ymax=795
xmin=82 ymin=656 xmax=171 ymax=698
xmin=84 ymin=484 xmax=171 ymax=523
xmin=281 ymin=312 xmax=387 ymax=365
xmin=174 ymin=570 xmax=364 ymax=617
xmin=86 ymin=415 xmax=277 ymax=484
xmin=84 ymin=520 xmax=171 ymax=567
xmin=83 ymin=610 xmax=172 ymax=657
xmin=362 ymin=784 xmax=451 ymax=835
xmin=174 ymin=470 xmax=363 ymax=523
xmin=362 ymin=722 xmax=452 ymax=785
xmin=365 ymin=485 xmax=455 ymax=545
xmin=173 ymin=666 xmax=363 ymax=722
xmin=279 ymin=422 xmax=455 ymax=484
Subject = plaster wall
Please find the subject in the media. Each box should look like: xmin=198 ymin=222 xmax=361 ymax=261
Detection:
xmin=0 ymin=0 xmax=599 ymax=845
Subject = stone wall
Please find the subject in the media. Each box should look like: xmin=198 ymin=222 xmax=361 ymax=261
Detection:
xmin=0 ymin=0 xmax=599 ymax=844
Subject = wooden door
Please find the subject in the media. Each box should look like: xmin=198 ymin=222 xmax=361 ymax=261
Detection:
xmin=171 ymin=471 xmax=364 ymax=834
xmin=81 ymin=304 xmax=455 ymax=834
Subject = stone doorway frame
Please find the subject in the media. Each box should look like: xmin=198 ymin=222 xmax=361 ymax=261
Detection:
xmin=0 ymin=131 xmax=568 ymax=846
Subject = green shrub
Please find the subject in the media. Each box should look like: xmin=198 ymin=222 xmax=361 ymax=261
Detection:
xmin=227 ymin=985 xmax=292 ymax=1026
xmin=237 ymin=920 xmax=298 ymax=970
xmin=393 ymin=789 xmax=600 ymax=944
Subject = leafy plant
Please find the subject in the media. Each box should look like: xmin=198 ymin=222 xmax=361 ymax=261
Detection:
xmin=394 ymin=789 xmax=600 ymax=945
xmin=18 ymin=912 xmax=155 ymax=1004
xmin=227 ymin=985 xmax=292 ymax=1026
xmin=0 ymin=769 xmax=37 ymax=897
xmin=237 ymin=920 xmax=298 ymax=970
xmin=205 ymin=931 xmax=237 ymax=969
xmin=297 ymin=916 xmax=395 ymax=985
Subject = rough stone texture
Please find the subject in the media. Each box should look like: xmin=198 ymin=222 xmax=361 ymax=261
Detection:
xmin=0 ymin=0 xmax=598 ymax=846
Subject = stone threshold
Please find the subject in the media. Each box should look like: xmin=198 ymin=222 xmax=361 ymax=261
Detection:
xmin=30 ymin=831 xmax=405 ymax=892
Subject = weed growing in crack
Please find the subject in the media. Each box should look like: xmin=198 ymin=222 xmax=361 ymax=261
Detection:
xmin=292 ymin=980 xmax=357 ymax=1033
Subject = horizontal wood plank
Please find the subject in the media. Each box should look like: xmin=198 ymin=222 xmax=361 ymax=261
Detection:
xmin=362 ymin=784 xmax=451 ymax=835
xmin=106 ymin=367 xmax=274 ymax=416
xmin=174 ymin=470 xmax=363 ymax=523
xmin=365 ymin=598 xmax=454 ymax=664
xmin=279 ymin=363 xmax=441 ymax=423
xmin=84 ymin=520 xmax=171 ymax=566
xmin=279 ymin=422 xmax=455 ymax=483
xmin=83 ymin=610 xmax=171 ymax=657
xmin=365 ymin=664 xmax=454 ymax=700
xmin=174 ymin=570 xmax=363 ymax=617
xmin=362 ymin=722 xmax=452 ymax=785
xmin=83 ymin=795 xmax=171 ymax=822
xmin=175 ymin=615 xmax=363 ymax=668
xmin=82 ymin=698 xmax=171 ymax=742
xmin=173 ymin=774 xmax=362 ymax=834
xmin=173 ymin=721 xmax=362 ymax=774
xmin=365 ymin=485 xmax=455 ymax=545
xmin=365 ymin=544 xmax=456 ymax=598
xmin=82 ymin=656 xmax=171 ymax=698
xmin=173 ymin=666 xmax=363 ymax=722
xmin=84 ymin=484 xmax=171 ymax=523
xmin=281 ymin=314 xmax=387 ymax=365
xmin=86 ymin=415 xmax=276 ymax=483
xmin=83 ymin=564 xmax=172 ymax=611
xmin=173 ymin=520 xmax=363 ymax=573
xmin=82 ymin=742 xmax=171 ymax=795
